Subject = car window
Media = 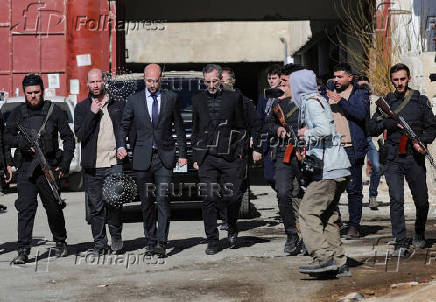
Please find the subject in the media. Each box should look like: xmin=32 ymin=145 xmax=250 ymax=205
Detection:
xmin=109 ymin=77 xmax=206 ymax=112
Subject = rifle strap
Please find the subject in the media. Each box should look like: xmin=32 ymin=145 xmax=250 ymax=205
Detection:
xmin=285 ymin=103 xmax=299 ymax=118
xmin=37 ymin=102 xmax=54 ymax=138
xmin=376 ymin=90 xmax=415 ymax=121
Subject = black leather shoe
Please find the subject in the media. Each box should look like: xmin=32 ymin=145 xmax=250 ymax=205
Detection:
xmin=219 ymin=223 xmax=229 ymax=231
xmin=11 ymin=250 xmax=29 ymax=265
xmin=154 ymin=243 xmax=166 ymax=258
xmin=299 ymin=258 xmax=337 ymax=274
xmin=284 ymin=234 xmax=300 ymax=256
xmin=228 ymin=233 xmax=238 ymax=249
xmin=205 ymin=243 xmax=220 ymax=255
xmin=86 ymin=246 xmax=109 ymax=257
xmin=54 ymin=242 xmax=68 ymax=257
xmin=144 ymin=245 xmax=154 ymax=256
xmin=111 ymin=238 xmax=124 ymax=254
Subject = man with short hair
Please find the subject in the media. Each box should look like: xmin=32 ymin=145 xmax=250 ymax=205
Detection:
xmin=75 ymin=68 xmax=125 ymax=255
xmin=257 ymin=64 xmax=282 ymax=188
xmin=118 ymin=64 xmax=187 ymax=258
xmin=263 ymin=64 xmax=304 ymax=255
xmin=192 ymin=64 xmax=246 ymax=254
xmin=368 ymin=63 xmax=436 ymax=256
xmin=6 ymin=74 xmax=75 ymax=264
xmin=325 ymin=63 xmax=369 ymax=239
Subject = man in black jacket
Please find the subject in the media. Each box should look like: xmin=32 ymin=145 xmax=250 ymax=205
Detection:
xmin=75 ymin=68 xmax=125 ymax=255
xmin=192 ymin=64 xmax=246 ymax=255
xmin=263 ymin=64 xmax=303 ymax=255
xmin=220 ymin=67 xmax=262 ymax=230
xmin=368 ymin=63 xmax=436 ymax=256
xmin=6 ymin=74 xmax=75 ymax=264
xmin=118 ymin=64 xmax=187 ymax=257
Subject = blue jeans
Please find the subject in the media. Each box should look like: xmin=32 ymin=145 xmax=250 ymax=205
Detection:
xmin=367 ymin=138 xmax=382 ymax=198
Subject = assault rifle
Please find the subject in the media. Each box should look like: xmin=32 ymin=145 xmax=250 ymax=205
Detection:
xmin=375 ymin=97 xmax=436 ymax=170
xmin=17 ymin=123 xmax=66 ymax=208
xmin=272 ymin=103 xmax=303 ymax=163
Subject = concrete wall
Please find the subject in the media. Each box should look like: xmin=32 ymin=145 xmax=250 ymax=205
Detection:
xmin=125 ymin=21 xmax=312 ymax=63
xmin=390 ymin=0 xmax=436 ymax=55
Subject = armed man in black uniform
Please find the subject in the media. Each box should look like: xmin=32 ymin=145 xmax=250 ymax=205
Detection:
xmin=263 ymin=64 xmax=304 ymax=255
xmin=368 ymin=63 xmax=436 ymax=256
xmin=5 ymin=74 xmax=75 ymax=264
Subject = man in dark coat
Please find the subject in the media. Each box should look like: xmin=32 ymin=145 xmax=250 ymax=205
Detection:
xmin=118 ymin=64 xmax=187 ymax=257
xmin=368 ymin=63 xmax=436 ymax=256
xmin=6 ymin=73 xmax=75 ymax=264
xmin=192 ymin=64 xmax=247 ymax=255
xmin=324 ymin=63 xmax=370 ymax=239
xmin=75 ymin=68 xmax=126 ymax=255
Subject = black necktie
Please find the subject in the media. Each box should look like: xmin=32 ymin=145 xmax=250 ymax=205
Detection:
xmin=151 ymin=93 xmax=159 ymax=128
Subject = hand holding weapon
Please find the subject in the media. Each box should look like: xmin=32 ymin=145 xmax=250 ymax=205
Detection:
xmin=375 ymin=97 xmax=436 ymax=170
xmin=17 ymin=123 xmax=66 ymax=208
xmin=272 ymin=103 xmax=304 ymax=163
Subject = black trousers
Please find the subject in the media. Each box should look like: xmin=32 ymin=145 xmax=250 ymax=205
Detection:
xmin=15 ymin=162 xmax=66 ymax=252
xmin=344 ymin=147 xmax=364 ymax=228
xmin=198 ymin=155 xmax=243 ymax=244
xmin=84 ymin=167 xmax=122 ymax=249
xmin=218 ymin=157 xmax=248 ymax=224
xmin=384 ymin=155 xmax=429 ymax=241
xmin=274 ymin=154 xmax=300 ymax=236
xmin=135 ymin=152 xmax=172 ymax=247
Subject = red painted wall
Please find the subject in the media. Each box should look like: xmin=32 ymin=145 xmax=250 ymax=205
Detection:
xmin=0 ymin=0 xmax=114 ymax=102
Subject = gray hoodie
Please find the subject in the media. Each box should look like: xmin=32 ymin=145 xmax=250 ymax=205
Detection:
xmin=290 ymin=69 xmax=350 ymax=179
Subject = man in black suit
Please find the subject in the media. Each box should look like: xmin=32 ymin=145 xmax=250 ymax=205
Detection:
xmin=192 ymin=64 xmax=247 ymax=255
xmin=117 ymin=64 xmax=187 ymax=257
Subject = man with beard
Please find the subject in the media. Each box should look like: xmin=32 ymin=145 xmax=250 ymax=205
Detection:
xmin=6 ymin=74 xmax=75 ymax=264
xmin=263 ymin=64 xmax=304 ymax=255
xmin=192 ymin=64 xmax=246 ymax=254
xmin=368 ymin=63 xmax=436 ymax=256
xmin=75 ymin=68 xmax=125 ymax=255
xmin=325 ymin=63 xmax=369 ymax=239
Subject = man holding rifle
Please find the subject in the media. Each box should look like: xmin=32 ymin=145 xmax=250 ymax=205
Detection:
xmin=263 ymin=64 xmax=304 ymax=255
xmin=5 ymin=74 xmax=75 ymax=264
xmin=368 ymin=63 xmax=436 ymax=256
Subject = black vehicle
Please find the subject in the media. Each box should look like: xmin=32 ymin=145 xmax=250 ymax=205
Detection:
xmin=85 ymin=71 xmax=254 ymax=221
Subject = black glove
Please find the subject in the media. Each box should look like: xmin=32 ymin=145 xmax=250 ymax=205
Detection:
xmin=17 ymin=136 xmax=32 ymax=151
xmin=383 ymin=118 xmax=398 ymax=131
xmin=59 ymin=162 xmax=70 ymax=175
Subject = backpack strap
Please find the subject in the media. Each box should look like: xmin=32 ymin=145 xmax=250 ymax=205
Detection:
xmin=308 ymin=97 xmax=325 ymax=109
xmin=285 ymin=102 xmax=299 ymax=118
